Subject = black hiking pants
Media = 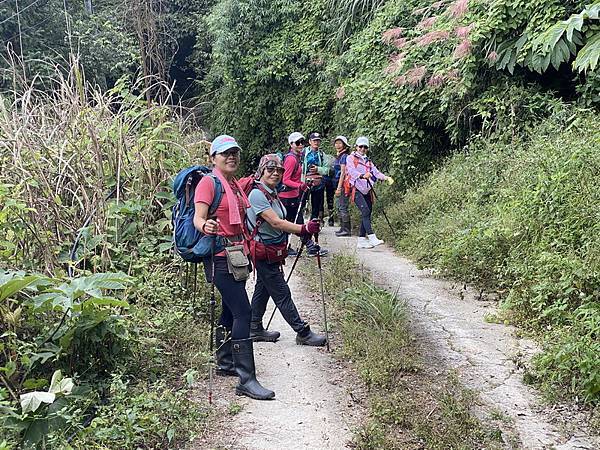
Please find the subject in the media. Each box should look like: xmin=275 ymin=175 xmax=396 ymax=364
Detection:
xmin=354 ymin=190 xmax=374 ymax=237
xmin=203 ymin=256 xmax=251 ymax=339
xmin=324 ymin=177 xmax=335 ymax=217
xmin=310 ymin=188 xmax=325 ymax=220
xmin=250 ymin=259 xmax=305 ymax=333
xmin=281 ymin=195 xmax=306 ymax=225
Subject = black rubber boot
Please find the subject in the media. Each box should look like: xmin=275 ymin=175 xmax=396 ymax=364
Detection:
xmin=215 ymin=326 xmax=236 ymax=376
xmin=232 ymin=338 xmax=275 ymax=400
xmin=328 ymin=216 xmax=335 ymax=227
xmin=335 ymin=220 xmax=351 ymax=237
xmin=295 ymin=324 xmax=327 ymax=347
xmin=250 ymin=321 xmax=280 ymax=343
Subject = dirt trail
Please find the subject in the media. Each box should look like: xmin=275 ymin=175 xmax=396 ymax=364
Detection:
xmin=322 ymin=228 xmax=599 ymax=450
xmin=192 ymin=271 xmax=364 ymax=450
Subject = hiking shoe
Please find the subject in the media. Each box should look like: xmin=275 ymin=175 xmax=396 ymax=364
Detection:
xmin=250 ymin=322 xmax=280 ymax=343
xmin=287 ymin=247 xmax=298 ymax=257
xmin=296 ymin=325 xmax=327 ymax=347
xmin=357 ymin=237 xmax=374 ymax=249
xmin=335 ymin=229 xmax=350 ymax=237
xmin=367 ymin=233 xmax=384 ymax=247
xmin=308 ymin=247 xmax=329 ymax=257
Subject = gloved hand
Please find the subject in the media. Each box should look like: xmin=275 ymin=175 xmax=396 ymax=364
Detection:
xmin=305 ymin=219 xmax=320 ymax=235
xmin=386 ymin=176 xmax=395 ymax=186
xmin=297 ymin=219 xmax=320 ymax=241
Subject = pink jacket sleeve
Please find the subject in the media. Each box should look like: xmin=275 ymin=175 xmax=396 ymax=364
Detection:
xmin=371 ymin=163 xmax=386 ymax=181
xmin=282 ymin=155 xmax=302 ymax=190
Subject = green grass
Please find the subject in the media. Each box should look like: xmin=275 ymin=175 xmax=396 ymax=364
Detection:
xmin=374 ymin=109 xmax=600 ymax=406
xmin=300 ymin=255 xmax=511 ymax=449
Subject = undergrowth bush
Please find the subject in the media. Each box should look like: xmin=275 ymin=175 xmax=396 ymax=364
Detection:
xmin=0 ymin=65 xmax=210 ymax=448
xmin=377 ymin=108 xmax=600 ymax=404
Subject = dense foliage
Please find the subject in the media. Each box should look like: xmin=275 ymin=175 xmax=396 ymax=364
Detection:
xmin=375 ymin=109 xmax=600 ymax=404
xmin=0 ymin=67 xmax=211 ymax=448
xmin=203 ymin=0 xmax=599 ymax=184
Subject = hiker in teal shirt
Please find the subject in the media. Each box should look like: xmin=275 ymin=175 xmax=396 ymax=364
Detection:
xmin=302 ymin=132 xmax=330 ymax=257
xmin=302 ymin=132 xmax=329 ymax=220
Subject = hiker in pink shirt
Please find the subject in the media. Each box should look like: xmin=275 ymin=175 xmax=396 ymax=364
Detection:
xmin=345 ymin=136 xmax=394 ymax=249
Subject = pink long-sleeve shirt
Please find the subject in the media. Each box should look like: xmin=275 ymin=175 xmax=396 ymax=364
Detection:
xmin=345 ymin=151 xmax=386 ymax=195
xmin=280 ymin=150 xmax=303 ymax=199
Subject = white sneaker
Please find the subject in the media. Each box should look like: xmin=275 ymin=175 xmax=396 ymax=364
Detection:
xmin=357 ymin=236 xmax=374 ymax=249
xmin=367 ymin=234 xmax=384 ymax=246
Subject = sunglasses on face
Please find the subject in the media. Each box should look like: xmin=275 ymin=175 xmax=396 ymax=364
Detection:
xmin=265 ymin=166 xmax=284 ymax=174
xmin=358 ymin=145 xmax=369 ymax=149
xmin=220 ymin=149 xmax=240 ymax=158
xmin=294 ymin=140 xmax=305 ymax=146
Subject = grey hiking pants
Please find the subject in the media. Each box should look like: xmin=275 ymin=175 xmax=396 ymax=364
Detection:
xmin=337 ymin=191 xmax=350 ymax=223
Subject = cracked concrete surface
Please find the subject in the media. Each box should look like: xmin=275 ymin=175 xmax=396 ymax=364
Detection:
xmin=322 ymin=228 xmax=599 ymax=450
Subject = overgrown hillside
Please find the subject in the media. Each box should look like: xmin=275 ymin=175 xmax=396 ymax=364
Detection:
xmin=202 ymin=0 xmax=600 ymax=405
xmin=0 ymin=69 xmax=211 ymax=448
xmin=375 ymin=109 xmax=600 ymax=405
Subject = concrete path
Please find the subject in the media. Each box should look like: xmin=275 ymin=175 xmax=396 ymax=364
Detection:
xmin=192 ymin=268 xmax=364 ymax=450
xmin=322 ymin=228 xmax=598 ymax=450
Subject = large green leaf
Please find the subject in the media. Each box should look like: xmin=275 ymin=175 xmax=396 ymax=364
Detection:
xmin=574 ymin=32 xmax=600 ymax=72
xmin=0 ymin=275 xmax=41 ymax=302
xmin=49 ymin=370 xmax=74 ymax=395
xmin=19 ymin=391 xmax=55 ymax=414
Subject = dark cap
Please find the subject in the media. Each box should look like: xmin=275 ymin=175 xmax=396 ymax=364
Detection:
xmin=308 ymin=132 xmax=322 ymax=141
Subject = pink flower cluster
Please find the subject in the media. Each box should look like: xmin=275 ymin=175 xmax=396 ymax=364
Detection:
xmin=487 ymin=51 xmax=499 ymax=62
xmin=393 ymin=76 xmax=407 ymax=87
xmin=406 ymin=66 xmax=427 ymax=86
xmin=417 ymin=16 xmax=438 ymax=30
xmin=427 ymin=74 xmax=447 ymax=87
xmin=416 ymin=30 xmax=450 ymax=47
xmin=392 ymin=37 xmax=409 ymax=49
xmin=446 ymin=69 xmax=461 ymax=80
xmin=448 ymin=0 xmax=469 ymax=19
xmin=381 ymin=27 xmax=404 ymax=44
xmin=425 ymin=68 xmax=462 ymax=88
xmin=383 ymin=53 xmax=406 ymax=74
xmin=453 ymin=39 xmax=472 ymax=59
xmin=455 ymin=23 xmax=474 ymax=39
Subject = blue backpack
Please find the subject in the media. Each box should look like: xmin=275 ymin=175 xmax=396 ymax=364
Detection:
xmin=172 ymin=166 xmax=224 ymax=263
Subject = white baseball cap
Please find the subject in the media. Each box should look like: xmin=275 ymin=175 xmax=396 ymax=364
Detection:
xmin=288 ymin=132 xmax=305 ymax=145
xmin=355 ymin=136 xmax=370 ymax=147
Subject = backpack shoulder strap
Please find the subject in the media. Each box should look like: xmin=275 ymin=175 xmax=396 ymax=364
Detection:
xmin=283 ymin=151 xmax=300 ymax=172
xmin=206 ymin=174 xmax=223 ymax=216
xmin=247 ymin=183 xmax=281 ymax=240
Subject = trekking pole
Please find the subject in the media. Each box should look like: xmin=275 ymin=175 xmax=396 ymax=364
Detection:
xmin=265 ymin=238 xmax=306 ymax=330
xmin=208 ymin=239 xmax=216 ymax=405
xmin=369 ymin=181 xmax=397 ymax=238
xmin=293 ymin=187 xmax=310 ymax=224
xmin=192 ymin=263 xmax=198 ymax=308
xmin=314 ymin=232 xmax=330 ymax=352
